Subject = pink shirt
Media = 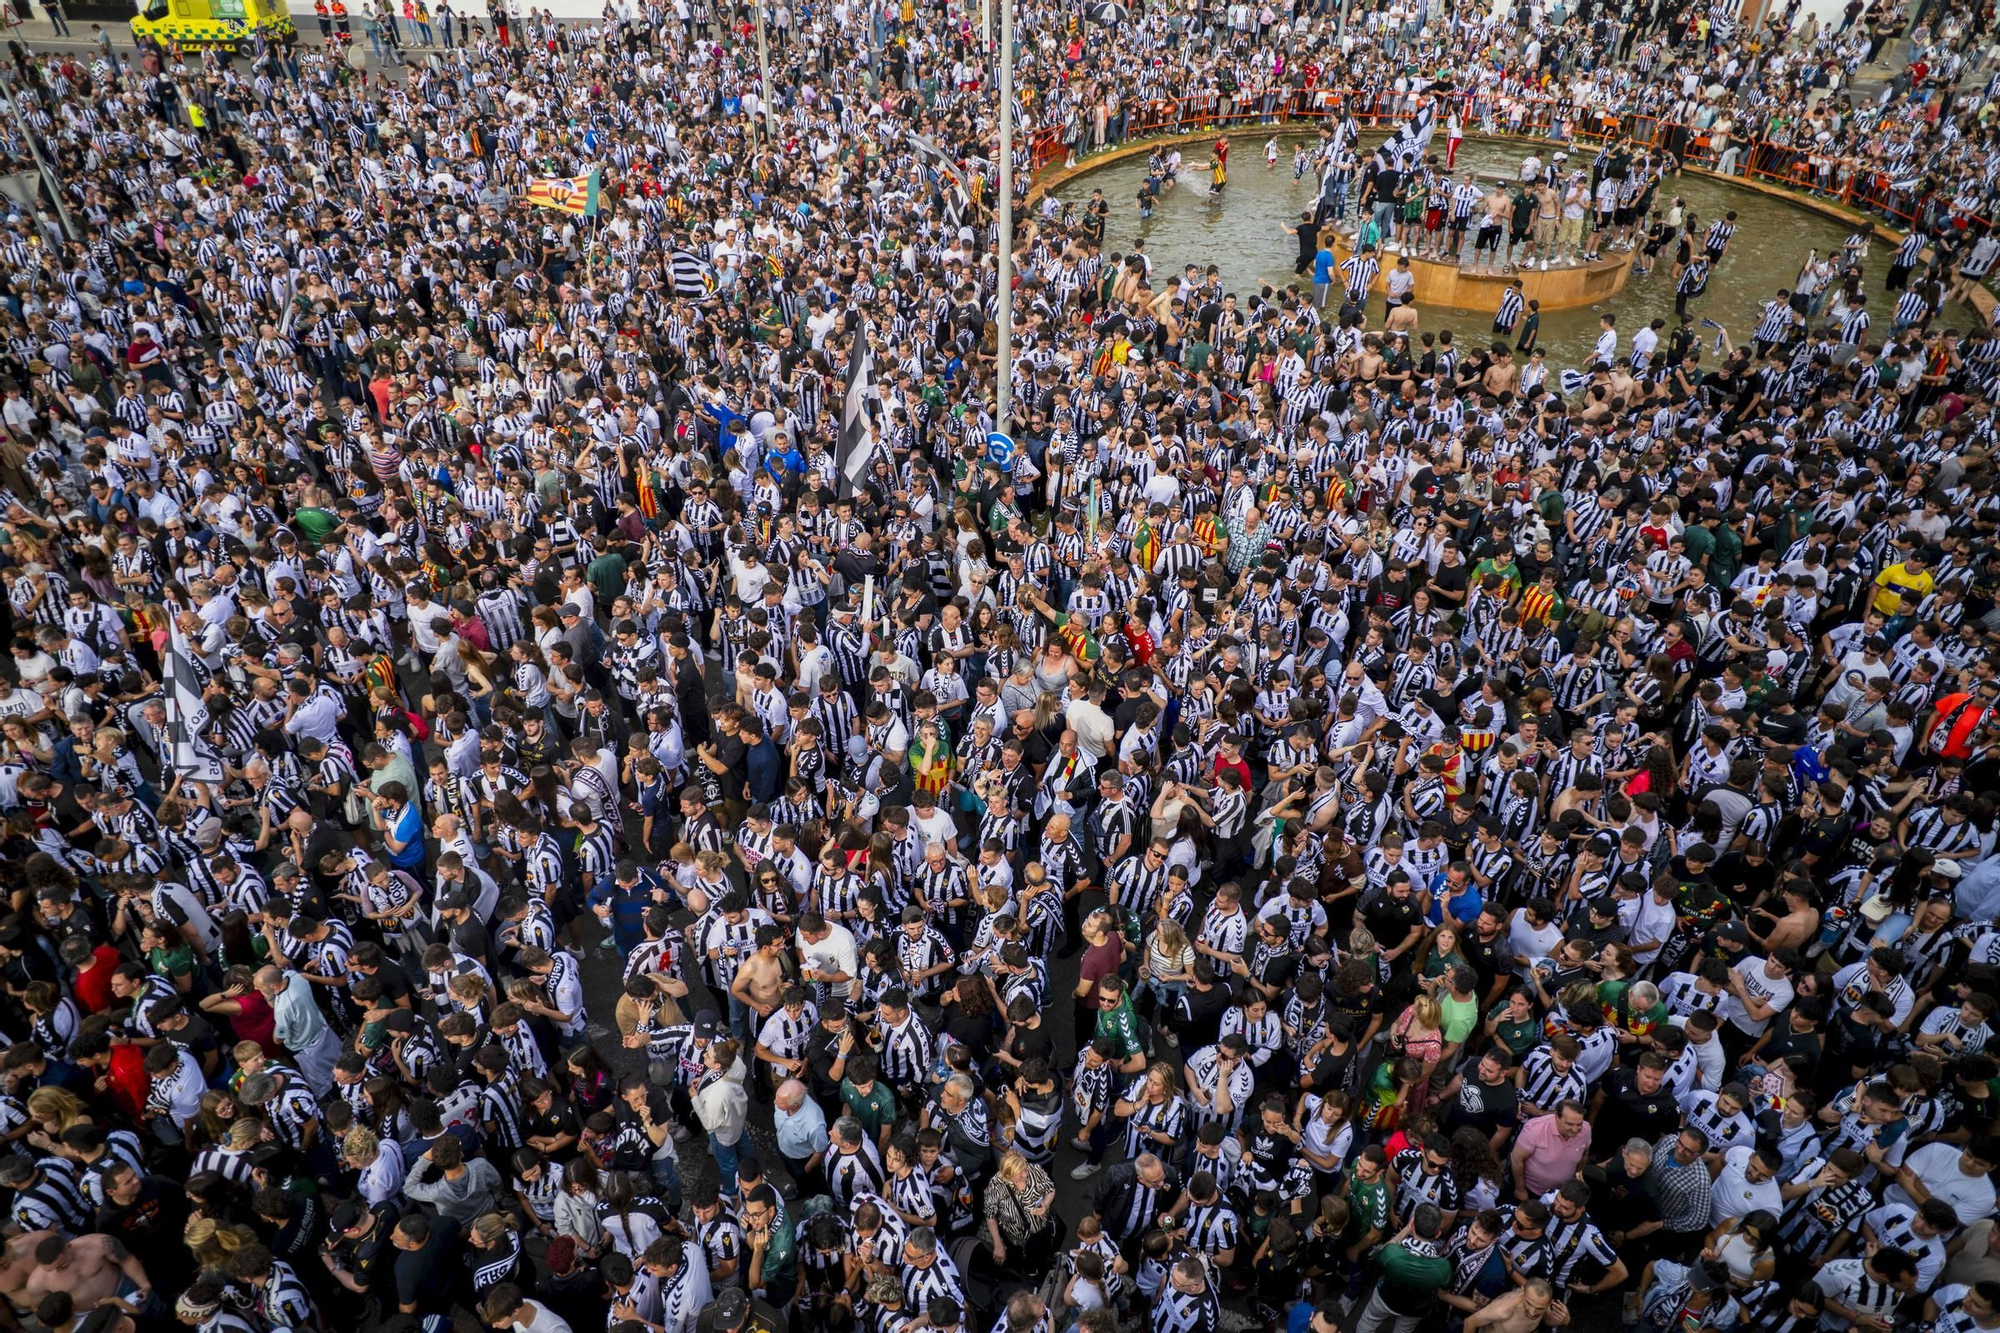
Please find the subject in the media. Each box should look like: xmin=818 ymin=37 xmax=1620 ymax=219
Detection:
xmin=1515 ymin=1113 xmax=1593 ymax=1195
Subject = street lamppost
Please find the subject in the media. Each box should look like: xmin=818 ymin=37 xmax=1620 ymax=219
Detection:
xmin=995 ymin=0 xmax=1014 ymax=432
xmin=0 ymin=64 xmax=76 ymax=242
xmin=753 ymin=0 xmax=777 ymax=139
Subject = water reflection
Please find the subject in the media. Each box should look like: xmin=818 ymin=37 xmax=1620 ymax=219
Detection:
xmin=1052 ymin=137 xmax=1975 ymax=371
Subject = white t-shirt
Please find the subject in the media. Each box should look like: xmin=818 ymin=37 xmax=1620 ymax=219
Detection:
xmin=1722 ymin=957 xmax=1795 ymax=1036
xmin=1508 ymin=910 xmax=1564 ymax=977
xmin=1710 ymin=1144 xmax=1782 ymax=1225
xmin=1885 ymin=1141 xmax=1999 ymax=1221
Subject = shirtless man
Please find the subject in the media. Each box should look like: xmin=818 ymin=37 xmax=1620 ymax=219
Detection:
xmin=1482 ymin=346 xmax=1521 ymax=399
xmin=1 ymin=1231 xmax=57 ymax=1314
xmin=1476 ymin=184 xmax=1512 ymax=272
xmin=729 ymin=924 xmax=790 ymax=1044
xmin=1465 ymin=1278 xmax=1570 ymax=1333
xmin=16 ymin=1235 xmax=155 ymax=1316
xmin=1531 ymin=183 xmax=1560 ymax=272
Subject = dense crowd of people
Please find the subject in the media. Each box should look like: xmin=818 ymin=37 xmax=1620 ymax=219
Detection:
xmin=3 ymin=0 xmax=2000 ymax=1332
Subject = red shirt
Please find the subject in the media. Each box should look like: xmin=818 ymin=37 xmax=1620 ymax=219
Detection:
xmin=227 ymin=991 xmax=281 ymax=1056
xmin=1214 ymin=754 xmax=1252 ymax=792
xmin=104 ymin=1046 xmax=151 ymax=1125
xmin=73 ymin=946 xmax=121 ymax=1014
xmin=1930 ymin=692 xmax=1994 ymax=760
xmin=1079 ymin=932 xmax=1125 ymax=994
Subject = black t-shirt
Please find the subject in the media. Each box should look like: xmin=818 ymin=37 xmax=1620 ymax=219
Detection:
xmin=1463 ymin=930 xmax=1515 ymax=990
xmin=804 ymin=1024 xmax=850 ymax=1098
xmin=1364 ymin=894 xmax=1423 ymax=954
xmin=361 ymin=963 xmax=416 ymax=1006
xmin=1584 ymin=1160 xmax=1662 ymax=1231
xmin=1756 ymin=1021 xmax=1823 ymax=1071
xmin=1176 ymin=983 xmax=1233 ymax=1051
xmin=1712 ymin=852 xmax=1777 ymax=908
xmin=336 ymin=1203 xmax=404 ymax=1300
xmin=1756 ymin=708 xmax=1809 ymax=748
xmin=165 ymin=1014 xmax=222 ymax=1066
xmin=1004 ymin=1019 xmax=1057 ymax=1069
xmin=1595 ymin=1067 xmax=1681 ymax=1146
xmin=522 ymin=1097 xmax=580 ymax=1160
xmin=393 ymin=1216 xmax=461 ymax=1309
xmin=1443 ymin=1071 xmax=1520 ymax=1140
xmin=713 ymin=733 xmax=749 ymax=798
xmin=1245 ymin=1124 xmax=1297 ymax=1181
xmin=94 ymin=1176 xmax=188 ymax=1270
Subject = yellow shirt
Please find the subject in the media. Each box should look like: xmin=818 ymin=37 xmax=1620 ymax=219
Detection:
xmin=1871 ymin=562 xmax=1933 ymax=615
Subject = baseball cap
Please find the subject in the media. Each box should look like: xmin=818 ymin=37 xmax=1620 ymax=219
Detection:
xmin=712 ymin=1288 xmax=750 ymax=1328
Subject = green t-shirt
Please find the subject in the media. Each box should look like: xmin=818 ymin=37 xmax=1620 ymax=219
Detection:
xmin=586 ymin=551 xmax=627 ymax=607
xmin=1473 ymin=557 xmax=1522 ymax=599
xmin=840 ymin=1079 xmax=899 ymax=1140
xmin=148 ymin=943 xmax=196 ymax=983
xmin=293 ymin=506 xmax=341 ymax=548
xmin=1536 ymin=487 xmax=1566 ymax=526
xmin=1377 ymin=1242 xmax=1454 ymax=1311
xmin=1486 ymin=1003 xmax=1539 ymax=1060
xmin=1096 ymin=1000 xmax=1144 ymax=1059
xmin=1709 ymin=523 xmax=1745 ymax=587
xmin=1679 ymin=522 xmax=1715 ymax=570
xmin=753 ymin=1214 xmax=797 ymax=1299
xmin=1347 ymin=1174 xmax=1391 ymax=1238
xmin=1440 ymin=992 xmax=1479 ymax=1044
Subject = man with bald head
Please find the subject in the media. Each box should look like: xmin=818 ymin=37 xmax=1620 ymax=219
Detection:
xmin=254 ymin=965 xmax=339 ymax=1094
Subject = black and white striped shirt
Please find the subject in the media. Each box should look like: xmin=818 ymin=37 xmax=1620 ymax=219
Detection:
xmin=1152 ymin=1286 xmax=1222 ymax=1333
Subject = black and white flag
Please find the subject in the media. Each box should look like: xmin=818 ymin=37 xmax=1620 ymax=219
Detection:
xmin=1375 ymin=99 xmax=1437 ymax=168
xmin=668 ymin=248 xmax=718 ymax=299
xmin=908 ymin=132 xmax=973 ymax=227
xmin=165 ymin=614 xmax=224 ymax=784
xmin=836 ymin=339 xmax=876 ymax=496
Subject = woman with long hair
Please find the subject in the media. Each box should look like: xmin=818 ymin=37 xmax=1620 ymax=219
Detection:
xmin=197 ymin=964 xmax=279 ymax=1053
xmin=1297 ymin=1089 xmax=1355 ymax=1195
xmin=1700 ymin=1209 xmax=1779 ymax=1290
xmin=940 ymin=974 xmax=999 ymax=1059
xmin=596 ymin=1170 xmax=664 ymax=1260
xmin=1139 ymin=918 xmax=1195 ymax=1016
xmin=1416 ymin=924 xmax=1470 ymax=993
xmin=1450 ymin=1124 xmax=1505 ymax=1212
xmin=556 ymin=1156 xmax=605 ymax=1258
xmin=467 ymin=1211 xmax=526 ymax=1297
xmin=1111 ymin=1061 xmax=1187 ymax=1160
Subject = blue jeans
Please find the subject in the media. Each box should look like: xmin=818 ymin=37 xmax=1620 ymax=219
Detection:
xmin=710 ymin=1134 xmax=741 ymax=1197
xmin=727 ymin=994 xmax=756 ymax=1050
xmin=1371 ymin=200 xmax=1397 ymax=240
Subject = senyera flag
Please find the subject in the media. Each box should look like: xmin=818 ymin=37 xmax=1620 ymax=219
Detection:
xmin=524 ymin=169 xmax=602 ymax=217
